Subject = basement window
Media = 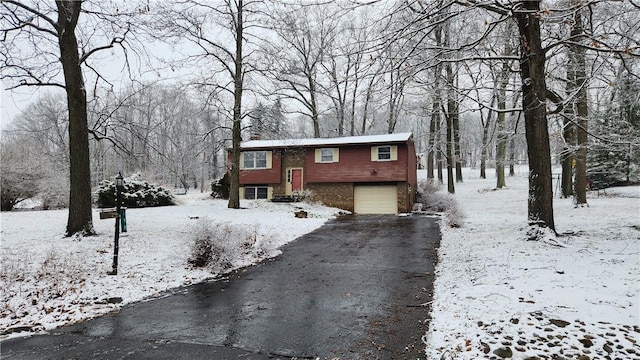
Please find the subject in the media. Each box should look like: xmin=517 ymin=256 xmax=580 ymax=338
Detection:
xmin=244 ymin=186 xmax=268 ymax=200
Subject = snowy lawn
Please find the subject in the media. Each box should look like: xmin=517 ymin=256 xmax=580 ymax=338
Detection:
xmin=0 ymin=193 xmax=343 ymax=339
xmin=2 ymin=171 xmax=638 ymax=360
xmin=424 ymin=168 xmax=640 ymax=359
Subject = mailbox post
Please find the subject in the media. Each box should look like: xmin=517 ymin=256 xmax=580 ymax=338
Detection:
xmin=108 ymin=172 xmax=124 ymax=275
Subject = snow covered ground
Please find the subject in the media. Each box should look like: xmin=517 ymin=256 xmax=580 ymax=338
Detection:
xmin=1 ymin=169 xmax=638 ymax=360
xmin=424 ymin=168 xmax=640 ymax=359
xmin=0 ymin=194 xmax=342 ymax=339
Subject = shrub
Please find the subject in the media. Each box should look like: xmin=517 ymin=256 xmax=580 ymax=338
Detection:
xmin=96 ymin=175 xmax=174 ymax=208
xmin=1 ymin=171 xmax=39 ymax=211
xmin=210 ymin=173 xmax=230 ymax=199
xmin=38 ymin=175 xmax=69 ymax=210
xmin=416 ymin=180 xmax=465 ymax=228
xmin=188 ymin=220 xmax=265 ymax=272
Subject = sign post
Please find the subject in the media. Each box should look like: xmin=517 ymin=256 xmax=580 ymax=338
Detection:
xmin=108 ymin=172 xmax=124 ymax=275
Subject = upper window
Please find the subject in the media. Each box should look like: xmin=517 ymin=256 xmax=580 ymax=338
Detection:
xmin=372 ymin=145 xmax=397 ymax=162
xmin=315 ymin=148 xmax=339 ymax=163
xmin=321 ymin=148 xmax=334 ymax=162
xmin=377 ymin=146 xmax=391 ymax=160
xmin=243 ymin=151 xmax=267 ymax=169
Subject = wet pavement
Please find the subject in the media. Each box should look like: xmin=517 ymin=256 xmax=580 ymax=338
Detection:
xmin=2 ymin=215 xmax=440 ymax=359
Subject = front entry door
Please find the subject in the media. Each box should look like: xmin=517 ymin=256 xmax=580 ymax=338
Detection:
xmin=287 ymin=168 xmax=303 ymax=195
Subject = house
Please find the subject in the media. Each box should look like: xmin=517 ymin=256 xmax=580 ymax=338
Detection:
xmin=234 ymin=132 xmax=417 ymax=214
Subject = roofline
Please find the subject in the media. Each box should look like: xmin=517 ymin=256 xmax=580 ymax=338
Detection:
xmin=235 ymin=132 xmax=414 ymax=151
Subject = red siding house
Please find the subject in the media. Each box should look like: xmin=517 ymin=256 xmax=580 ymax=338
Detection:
xmin=234 ymin=133 xmax=418 ymax=214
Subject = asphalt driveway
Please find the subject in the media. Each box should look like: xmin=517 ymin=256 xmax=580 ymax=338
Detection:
xmin=2 ymin=215 xmax=440 ymax=359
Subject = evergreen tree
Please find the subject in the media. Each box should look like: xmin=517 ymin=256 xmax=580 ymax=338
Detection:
xmin=588 ymin=73 xmax=640 ymax=188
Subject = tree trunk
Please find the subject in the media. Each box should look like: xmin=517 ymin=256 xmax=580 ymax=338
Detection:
xmin=480 ymin=103 xmax=494 ymax=179
xmin=516 ymin=3 xmax=556 ymax=232
xmin=228 ymin=0 xmax=244 ymax=209
xmin=496 ymin=44 xmax=512 ymax=189
xmin=309 ymin=75 xmax=320 ymax=138
xmin=571 ymin=7 xmax=588 ymax=206
xmin=446 ymin=106 xmax=454 ymax=194
xmin=496 ymin=104 xmax=507 ymax=188
xmin=560 ymin=110 xmax=575 ymax=198
xmin=428 ymin=24 xmax=443 ymax=182
xmin=57 ymin=1 xmax=95 ymax=236
xmin=508 ymin=108 xmax=521 ymax=177
xmin=361 ymin=76 xmax=375 ymax=135
xmin=453 ymin=98 xmax=463 ymax=183
xmin=427 ymin=105 xmax=437 ymax=182
xmin=445 ymin=62 xmax=455 ymax=194
xmin=436 ymin=116 xmax=444 ymax=184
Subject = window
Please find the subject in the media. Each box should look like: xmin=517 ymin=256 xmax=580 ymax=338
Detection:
xmin=315 ymin=148 xmax=339 ymax=163
xmin=242 ymin=151 xmax=267 ymax=169
xmin=377 ymin=146 xmax=391 ymax=160
xmin=371 ymin=145 xmax=398 ymax=162
xmin=321 ymin=148 xmax=334 ymax=162
xmin=244 ymin=186 xmax=268 ymax=199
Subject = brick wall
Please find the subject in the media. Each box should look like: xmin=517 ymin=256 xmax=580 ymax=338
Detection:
xmin=306 ymin=183 xmax=355 ymax=212
xmin=397 ymin=182 xmax=412 ymax=213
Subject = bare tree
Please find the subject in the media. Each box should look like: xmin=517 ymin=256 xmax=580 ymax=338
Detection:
xmin=262 ymin=2 xmax=340 ymax=138
xmin=153 ymin=0 xmax=260 ymax=208
xmin=1 ymin=1 xmax=143 ymax=236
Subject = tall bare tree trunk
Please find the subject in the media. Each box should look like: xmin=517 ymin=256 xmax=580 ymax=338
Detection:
xmin=453 ymin=95 xmax=463 ymax=182
xmin=445 ymin=63 xmax=455 ymax=194
xmin=427 ymin=108 xmax=437 ymax=181
xmin=57 ymin=1 xmax=95 ymax=236
xmin=228 ymin=0 xmax=244 ymax=209
xmin=361 ymin=76 xmax=375 ymax=135
xmin=571 ymin=6 xmax=589 ymax=206
xmin=496 ymin=41 xmax=512 ymax=189
xmin=480 ymin=101 xmax=494 ymax=179
xmin=436 ymin=116 xmax=444 ymax=184
xmin=516 ymin=2 xmax=556 ymax=232
xmin=427 ymin=24 xmax=443 ymax=182
xmin=560 ymin=108 xmax=575 ymax=198
xmin=444 ymin=18 xmax=455 ymax=193
xmin=508 ymin=106 xmax=521 ymax=177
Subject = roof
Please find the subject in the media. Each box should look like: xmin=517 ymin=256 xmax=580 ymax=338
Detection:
xmin=240 ymin=132 xmax=413 ymax=150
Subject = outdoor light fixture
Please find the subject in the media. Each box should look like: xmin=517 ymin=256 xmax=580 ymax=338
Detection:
xmin=115 ymin=172 xmax=124 ymax=189
xmin=108 ymin=172 xmax=124 ymax=275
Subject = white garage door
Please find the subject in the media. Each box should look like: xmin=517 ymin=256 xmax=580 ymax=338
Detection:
xmin=354 ymin=185 xmax=398 ymax=214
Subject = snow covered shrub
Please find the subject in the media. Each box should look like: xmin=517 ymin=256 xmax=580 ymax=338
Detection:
xmin=0 ymin=172 xmax=39 ymax=211
xmin=297 ymin=189 xmax=316 ymax=203
xmin=0 ymin=141 xmax=42 ymax=211
xmin=38 ymin=174 xmax=69 ymax=210
xmin=188 ymin=219 xmax=266 ymax=272
xmin=210 ymin=173 xmax=230 ymax=199
xmin=416 ymin=180 xmax=465 ymax=228
xmin=96 ymin=175 xmax=174 ymax=208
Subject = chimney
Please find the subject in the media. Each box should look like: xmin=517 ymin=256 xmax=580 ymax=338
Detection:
xmin=250 ymin=134 xmax=261 ymax=140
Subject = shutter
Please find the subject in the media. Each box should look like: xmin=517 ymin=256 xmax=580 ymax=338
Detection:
xmin=315 ymin=149 xmax=322 ymax=163
xmin=333 ymin=148 xmax=339 ymax=162
xmin=239 ymin=187 xmax=245 ymax=199
xmin=239 ymin=153 xmax=245 ymax=170
xmin=391 ymin=146 xmax=398 ymax=161
xmin=371 ymin=147 xmax=378 ymax=161
xmin=266 ymin=151 xmax=272 ymax=169
xmin=268 ymin=186 xmax=274 ymax=199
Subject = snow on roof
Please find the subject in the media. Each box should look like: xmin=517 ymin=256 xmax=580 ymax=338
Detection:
xmin=240 ymin=132 xmax=413 ymax=149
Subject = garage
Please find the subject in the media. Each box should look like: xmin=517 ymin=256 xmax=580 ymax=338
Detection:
xmin=353 ymin=185 xmax=398 ymax=214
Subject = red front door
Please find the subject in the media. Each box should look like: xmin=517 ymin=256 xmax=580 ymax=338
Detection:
xmin=291 ymin=169 xmax=302 ymax=192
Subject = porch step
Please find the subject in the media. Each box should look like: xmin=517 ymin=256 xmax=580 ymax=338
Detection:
xmin=271 ymin=195 xmax=300 ymax=203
